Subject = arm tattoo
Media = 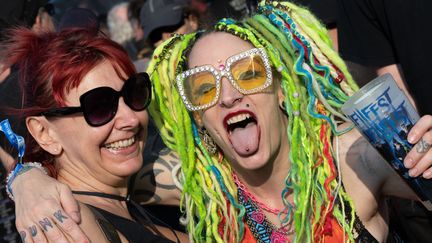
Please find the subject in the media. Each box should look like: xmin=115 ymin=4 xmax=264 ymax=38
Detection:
xmin=38 ymin=218 xmax=53 ymax=232
xmin=53 ymin=210 xmax=68 ymax=223
xmin=134 ymin=147 xmax=180 ymax=204
xmin=416 ymin=138 xmax=431 ymax=153
xmin=19 ymin=231 xmax=26 ymax=242
xmin=29 ymin=225 xmax=37 ymax=237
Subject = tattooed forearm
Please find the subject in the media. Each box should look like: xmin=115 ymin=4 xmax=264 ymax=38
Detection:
xmin=39 ymin=218 xmax=53 ymax=232
xmin=54 ymin=210 xmax=68 ymax=223
xmin=416 ymin=138 xmax=431 ymax=153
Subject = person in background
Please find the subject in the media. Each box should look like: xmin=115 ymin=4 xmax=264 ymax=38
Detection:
xmin=140 ymin=0 xmax=199 ymax=48
xmin=0 ymin=2 xmax=55 ymax=240
xmin=108 ymin=2 xmax=141 ymax=61
xmin=337 ymin=1 xmax=432 ymax=242
xmin=56 ymin=7 xmax=99 ymax=33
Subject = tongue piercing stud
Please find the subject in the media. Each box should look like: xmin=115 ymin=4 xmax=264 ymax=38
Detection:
xmin=246 ymin=148 xmax=250 ymax=152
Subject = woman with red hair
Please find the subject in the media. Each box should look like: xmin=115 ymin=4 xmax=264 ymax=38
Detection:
xmin=1 ymin=28 xmax=186 ymax=242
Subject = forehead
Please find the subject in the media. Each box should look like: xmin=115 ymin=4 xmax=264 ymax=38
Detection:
xmin=188 ymin=32 xmax=255 ymax=68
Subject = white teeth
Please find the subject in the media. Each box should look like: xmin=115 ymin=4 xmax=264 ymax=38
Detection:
xmin=227 ymin=113 xmax=251 ymax=125
xmin=104 ymin=136 xmax=135 ymax=150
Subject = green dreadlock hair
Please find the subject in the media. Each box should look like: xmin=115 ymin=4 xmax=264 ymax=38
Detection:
xmin=147 ymin=1 xmax=360 ymax=242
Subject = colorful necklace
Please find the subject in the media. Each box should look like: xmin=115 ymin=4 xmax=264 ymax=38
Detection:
xmin=233 ymin=173 xmax=295 ymax=243
xmin=233 ymin=172 xmax=288 ymax=215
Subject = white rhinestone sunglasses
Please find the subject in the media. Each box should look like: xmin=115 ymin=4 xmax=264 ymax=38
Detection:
xmin=176 ymin=48 xmax=273 ymax=111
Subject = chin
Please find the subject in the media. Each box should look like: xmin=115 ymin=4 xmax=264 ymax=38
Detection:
xmin=232 ymin=152 xmax=270 ymax=171
xmin=110 ymin=157 xmax=143 ymax=177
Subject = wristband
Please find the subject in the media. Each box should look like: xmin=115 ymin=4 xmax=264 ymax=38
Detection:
xmin=6 ymin=162 xmax=48 ymax=201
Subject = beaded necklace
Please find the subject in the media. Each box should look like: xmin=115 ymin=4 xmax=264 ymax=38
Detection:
xmin=233 ymin=173 xmax=294 ymax=243
xmin=233 ymin=172 xmax=285 ymax=215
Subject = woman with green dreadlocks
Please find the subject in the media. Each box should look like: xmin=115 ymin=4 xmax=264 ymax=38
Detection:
xmin=144 ymin=1 xmax=432 ymax=242
xmin=7 ymin=1 xmax=432 ymax=242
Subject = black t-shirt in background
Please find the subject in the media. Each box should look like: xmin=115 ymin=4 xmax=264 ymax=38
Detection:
xmin=337 ymin=0 xmax=432 ymax=115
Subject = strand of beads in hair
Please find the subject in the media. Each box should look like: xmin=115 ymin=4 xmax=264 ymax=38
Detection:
xmin=272 ymin=7 xmax=350 ymax=107
xmin=266 ymin=7 xmax=341 ymax=134
xmin=274 ymin=1 xmax=359 ymax=94
xmin=266 ymin=4 xmax=348 ymax=108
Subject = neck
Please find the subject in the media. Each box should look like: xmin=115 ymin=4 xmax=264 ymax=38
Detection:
xmin=233 ymin=132 xmax=291 ymax=208
xmin=57 ymin=164 xmax=130 ymax=210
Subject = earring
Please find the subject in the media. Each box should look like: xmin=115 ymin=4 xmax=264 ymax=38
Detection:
xmin=280 ymin=101 xmax=288 ymax=116
xmin=199 ymin=128 xmax=217 ymax=155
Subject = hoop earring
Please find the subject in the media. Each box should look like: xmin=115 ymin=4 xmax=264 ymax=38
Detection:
xmin=199 ymin=128 xmax=217 ymax=155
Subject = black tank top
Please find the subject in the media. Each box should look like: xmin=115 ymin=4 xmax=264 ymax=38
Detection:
xmin=88 ymin=205 xmax=175 ymax=243
xmin=72 ymin=191 xmax=179 ymax=243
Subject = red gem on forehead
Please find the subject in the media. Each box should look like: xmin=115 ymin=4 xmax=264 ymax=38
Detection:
xmin=219 ymin=64 xmax=225 ymax=71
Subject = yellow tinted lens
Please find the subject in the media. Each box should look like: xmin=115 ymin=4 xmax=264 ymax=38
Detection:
xmin=184 ymin=72 xmax=217 ymax=107
xmin=231 ymin=54 xmax=267 ymax=90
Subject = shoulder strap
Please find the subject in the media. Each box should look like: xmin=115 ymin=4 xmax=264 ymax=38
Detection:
xmin=87 ymin=204 xmax=122 ymax=243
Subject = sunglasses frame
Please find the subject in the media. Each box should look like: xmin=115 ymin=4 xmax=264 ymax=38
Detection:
xmin=40 ymin=72 xmax=151 ymax=127
xmin=176 ymin=48 xmax=273 ymax=111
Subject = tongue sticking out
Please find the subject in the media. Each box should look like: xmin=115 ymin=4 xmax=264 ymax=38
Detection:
xmin=228 ymin=122 xmax=259 ymax=156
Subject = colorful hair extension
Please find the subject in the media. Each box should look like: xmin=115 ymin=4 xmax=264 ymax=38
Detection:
xmin=147 ymin=1 xmax=359 ymax=242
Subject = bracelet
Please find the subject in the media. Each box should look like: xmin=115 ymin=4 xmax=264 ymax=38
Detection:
xmin=6 ymin=162 xmax=48 ymax=201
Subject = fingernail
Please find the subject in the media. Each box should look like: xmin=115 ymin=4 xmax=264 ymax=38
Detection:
xmin=408 ymin=134 xmax=416 ymax=143
xmin=404 ymin=158 xmax=413 ymax=168
xmin=409 ymin=168 xmax=418 ymax=177
xmin=423 ymin=171 xmax=432 ymax=179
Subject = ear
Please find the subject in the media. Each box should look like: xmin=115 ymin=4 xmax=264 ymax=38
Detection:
xmin=32 ymin=14 xmax=42 ymax=32
xmin=192 ymin=111 xmax=204 ymax=128
xmin=26 ymin=117 xmax=62 ymax=155
xmin=277 ymin=85 xmax=286 ymax=109
xmin=187 ymin=14 xmax=199 ymax=32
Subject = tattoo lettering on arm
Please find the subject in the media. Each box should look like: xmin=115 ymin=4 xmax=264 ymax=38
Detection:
xmin=53 ymin=210 xmax=68 ymax=223
xmin=38 ymin=218 xmax=53 ymax=232
xmin=29 ymin=225 xmax=37 ymax=237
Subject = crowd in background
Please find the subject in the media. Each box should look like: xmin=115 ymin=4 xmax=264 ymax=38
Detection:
xmin=1 ymin=0 xmax=432 ymax=242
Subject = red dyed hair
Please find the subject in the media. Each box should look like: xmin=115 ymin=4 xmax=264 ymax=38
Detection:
xmin=1 ymin=27 xmax=136 ymax=171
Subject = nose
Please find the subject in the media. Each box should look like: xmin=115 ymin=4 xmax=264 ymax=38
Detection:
xmin=218 ymin=78 xmax=243 ymax=108
xmin=113 ymin=97 xmax=140 ymax=129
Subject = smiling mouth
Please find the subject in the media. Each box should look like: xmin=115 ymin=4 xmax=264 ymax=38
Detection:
xmin=103 ymin=135 xmax=137 ymax=150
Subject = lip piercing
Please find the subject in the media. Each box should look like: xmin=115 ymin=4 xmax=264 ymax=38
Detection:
xmin=246 ymin=104 xmax=250 ymax=107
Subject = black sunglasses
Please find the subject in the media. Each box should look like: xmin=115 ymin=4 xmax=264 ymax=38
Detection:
xmin=40 ymin=72 xmax=151 ymax=127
